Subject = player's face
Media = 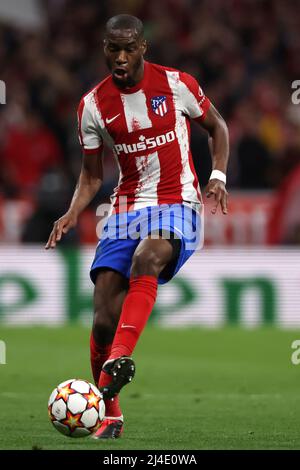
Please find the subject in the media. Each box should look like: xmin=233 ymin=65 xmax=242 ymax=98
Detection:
xmin=104 ymin=29 xmax=147 ymax=88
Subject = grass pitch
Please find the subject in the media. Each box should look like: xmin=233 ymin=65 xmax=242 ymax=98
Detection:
xmin=0 ymin=326 xmax=300 ymax=450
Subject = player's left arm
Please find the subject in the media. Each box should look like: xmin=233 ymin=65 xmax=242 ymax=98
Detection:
xmin=179 ymin=71 xmax=229 ymax=215
xmin=200 ymin=103 xmax=229 ymax=215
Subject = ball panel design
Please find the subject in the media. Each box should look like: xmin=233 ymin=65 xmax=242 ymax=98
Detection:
xmin=67 ymin=393 xmax=87 ymax=414
xmin=51 ymin=398 xmax=67 ymax=420
xmin=84 ymin=390 xmax=101 ymax=410
xmin=81 ymin=407 xmax=98 ymax=428
xmin=56 ymin=383 xmax=76 ymax=403
xmin=48 ymin=388 xmax=58 ymax=406
xmin=71 ymin=380 xmax=90 ymax=393
xmin=99 ymin=399 xmax=105 ymax=421
xmin=61 ymin=410 xmax=84 ymax=432
xmin=52 ymin=421 xmax=71 ymax=436
xmin=72 ymin=427 xmax=91 ymax=438
xmin=90 ymin=384 xmax=102 ymax=397
xmin=58 ymin=379 xmax=75 ymax=388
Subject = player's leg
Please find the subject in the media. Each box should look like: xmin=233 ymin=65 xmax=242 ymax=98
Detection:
xmin=101 ymin=204 xmax=201 ymax=399
xmin=91 ymin=266 xmax=129 ymax=385
xmin=90 ymin=268 xmax=128 ymax=438
xmin=100 ymin=235 xmax=180 ymax=399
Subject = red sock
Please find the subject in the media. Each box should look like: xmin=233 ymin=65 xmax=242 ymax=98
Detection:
xmin=90 ymin=333 xmax=122 ymax=418
xmin=90 ymin=332 xmax=111 ymax=384
xmin=109 ymin=275 xmax=158 ymax=360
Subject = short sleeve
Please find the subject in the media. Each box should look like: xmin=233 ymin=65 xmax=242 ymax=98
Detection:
xmin=77 ymin=95 xmax=103 ymax=155
xmin=178 ymin=72 xmax=211 ymax=121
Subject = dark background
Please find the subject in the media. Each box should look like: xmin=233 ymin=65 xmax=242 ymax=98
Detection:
xmin=0 ymin=0 xmax=299 ymax=244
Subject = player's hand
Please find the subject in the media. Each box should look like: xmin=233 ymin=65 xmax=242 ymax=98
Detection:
xmin=205 ymin=179 xmax=228 ymax=215
xmin=45 ymin=211 xmax=78 ymax=249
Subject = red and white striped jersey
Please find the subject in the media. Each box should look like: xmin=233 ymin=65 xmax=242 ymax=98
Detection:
xmin=77 ymin=61 xmax=210 ymax=213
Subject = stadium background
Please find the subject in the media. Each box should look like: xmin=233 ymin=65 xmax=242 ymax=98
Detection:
xmin=1 ymin=0 xmax=300 ymax=450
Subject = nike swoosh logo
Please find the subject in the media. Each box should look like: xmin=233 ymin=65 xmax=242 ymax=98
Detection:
xmin=121 ymin=323 xmax=136 ymax=329
xmin=106 ymin=114 xmax=120 ymax=124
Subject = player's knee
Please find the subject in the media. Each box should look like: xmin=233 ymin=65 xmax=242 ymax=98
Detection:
xmin=131 ymin=250 xmax=163 ymax=277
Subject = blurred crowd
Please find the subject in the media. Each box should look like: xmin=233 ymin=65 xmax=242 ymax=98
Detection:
xmin=0 ymin=0 xmax=300 ymax=243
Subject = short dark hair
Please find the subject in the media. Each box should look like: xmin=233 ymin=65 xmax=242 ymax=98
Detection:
xmin=105 ymin=14 xmax=144 ymax=39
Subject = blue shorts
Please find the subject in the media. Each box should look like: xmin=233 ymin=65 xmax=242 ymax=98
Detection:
xmin=90 ymin=203 xmax=202 ymax=285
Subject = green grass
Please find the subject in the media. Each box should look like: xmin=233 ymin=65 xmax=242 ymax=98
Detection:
xmin=0 ymin=326 xmax=300 ymax=450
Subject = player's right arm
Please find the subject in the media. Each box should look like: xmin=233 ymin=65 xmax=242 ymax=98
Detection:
xmin=45 ymin=94 xmax=103 ymax=249
xmin=45 ymin=150 xmax=103 ymax=249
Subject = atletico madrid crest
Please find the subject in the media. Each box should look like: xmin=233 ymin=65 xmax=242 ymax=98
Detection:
xmin=151 ymin=96 xmax=168 ymax=117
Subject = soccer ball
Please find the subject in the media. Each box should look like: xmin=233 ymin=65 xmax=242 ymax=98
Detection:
xmin=48 ymin=379 xmax=105 ymax=437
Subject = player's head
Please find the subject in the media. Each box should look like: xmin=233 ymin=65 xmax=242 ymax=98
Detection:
xmin=104 ymin=14 xmax=147 ymax=89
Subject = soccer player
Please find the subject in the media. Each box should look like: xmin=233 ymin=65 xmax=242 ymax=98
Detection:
xmin=45 ymin=14 xmax=229 ymax=439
